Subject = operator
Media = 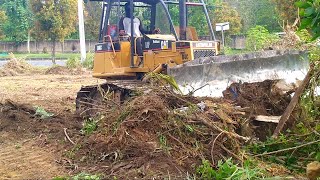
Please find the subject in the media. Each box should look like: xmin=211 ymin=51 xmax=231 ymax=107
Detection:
xmin=119 ymin=2 xmax=160 ymax=66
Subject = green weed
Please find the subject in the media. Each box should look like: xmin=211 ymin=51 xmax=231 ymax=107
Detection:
xmin=82 ymin=53 xmax=94 ymax=69
xmin=112 ymin=108 xmax=131 ymax=133
xmin=65 ymin=144 xmax=82 ymax=159
xmin=81 ymin=118 xmax=99 ymax=135
xmin=66 ymin=57 xmax=81 ymax=69
xmin=246 ymin=25 xmax=279 ymax=51
xmin=158 ymin=133 xmax=171 ymax=152
xmin=15 ymin=143 xmax=21 ymax=149
xmin=34 ymin=106 xmax=54 ymax=119
xmin=149 ymin=72 xmax=183 ymax=94
xmin=247 ymin=132 xmax=320 ymax=172
xmin=53 ymin=172 xmax=102 ymax=180
xmin=196 ymin=158 xmax=265 ymax=180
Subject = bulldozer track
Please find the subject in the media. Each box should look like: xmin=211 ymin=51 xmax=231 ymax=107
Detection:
xmin=76 ymin=80 xmax=148 ymax=117
xmin=0 ymin=140 xmax=64 ymax=180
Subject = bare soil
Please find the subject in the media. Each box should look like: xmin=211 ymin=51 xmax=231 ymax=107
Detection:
xmin=0 ymin=74 xmax=103 ymax=179
xmin=0 ymin=64 xmax=299 ymax=179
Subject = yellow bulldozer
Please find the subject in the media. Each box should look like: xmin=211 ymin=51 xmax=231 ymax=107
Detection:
xmin=76 ymin=0 xmax=221 ymax=112
xmin=76 ymin=0 xmax=309 ymax=114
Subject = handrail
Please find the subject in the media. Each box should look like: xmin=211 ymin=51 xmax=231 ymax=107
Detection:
xmin=104 ymin=35 xmax=117 ymax=57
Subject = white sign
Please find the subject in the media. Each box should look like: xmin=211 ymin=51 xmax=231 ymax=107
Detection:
xmin=194 ymin=42 xmax=214 ymax=48
xmin=216 ymin=22 xmax=230 ymax=31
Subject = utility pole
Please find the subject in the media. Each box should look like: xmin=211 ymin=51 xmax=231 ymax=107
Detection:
xmin=78 ymin=0 xmax=86 ymax=62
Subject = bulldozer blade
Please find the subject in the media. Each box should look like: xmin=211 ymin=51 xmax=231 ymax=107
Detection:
xmin=168 ymin=50 xmax=309 ymax=97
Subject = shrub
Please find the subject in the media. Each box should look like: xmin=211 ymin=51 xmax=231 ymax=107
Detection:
xmin=82 ymin=53 xmax=94 ymax=69
xmin=196 ymin=159 xmax=265 ymax=180
xmin=246 ymin=26 xmax=279 ymax=51
xmin=66 ymin=57 xmax=81 ymax=69
xmin=42 ymin=47 xmax=48 ymax=54
xmin=80 ymin=118 xmax=99 ymax=135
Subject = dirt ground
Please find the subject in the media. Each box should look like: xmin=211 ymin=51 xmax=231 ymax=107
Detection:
xmin=0 ymin=72 xmax=303 ymax=179
xmin=0 ymin=74 xmax=104 ymax=179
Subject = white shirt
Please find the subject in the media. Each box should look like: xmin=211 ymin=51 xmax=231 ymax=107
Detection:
xmin=123 ymin=17 xmax=142 ymax=37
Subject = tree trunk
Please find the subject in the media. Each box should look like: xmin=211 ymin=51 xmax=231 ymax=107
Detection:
xmin=27 ymin=31 xmax=31 ymax=54
xmin=52 ymin=39 xmax=56 ymax=64
xmin=61 ymin=40 xmax=64 ymax=53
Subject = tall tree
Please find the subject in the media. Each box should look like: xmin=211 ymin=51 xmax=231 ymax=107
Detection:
xmin=30 ymin=0 xmax=78 ymax=63
xmin=0 ymin=10 xmax=7 ymax=40
xmin=224 ymin=0 xmax=281 ymax=33
xmin=84 ymin=1 xmax=102 ymax=40
xmin=213 ymin=2 xmax=242 ymax=35
xmin=273 ymin=0 xmax=298 ymax=25
xmin=2 ymin=0 xmax=33 ymax=44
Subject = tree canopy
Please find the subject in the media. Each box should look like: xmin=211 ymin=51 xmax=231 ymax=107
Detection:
xmin=0 ymin=10 xmax=7 ymax=40
xmin=30 ymin=0 xmax=78 ymax=61
xmin=212 ymin=2 xmax=242 ymax=34
xmin=296 ymin=0 xmax=320 ymax=39
xmin=1 ymin=0 xmax=33 ymax=44
xmin=30 ymin=0 xmax=78 ymax=42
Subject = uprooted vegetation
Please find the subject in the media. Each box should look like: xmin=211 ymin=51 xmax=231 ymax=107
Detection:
xmin=0 ymin=57 xmax=42 ymax=77
xmin=0 ymin=61 xmax=319 ymax=179
xmin=0 ymin=53 xmax=90 ymax=77
xmin=74 ymin=88 xmax=246 ymax=178
xmin=66 ymin=76 xmax=308 ymax=179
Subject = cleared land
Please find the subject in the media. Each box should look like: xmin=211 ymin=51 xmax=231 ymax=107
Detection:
xmin=0 ymin=60 xmax=313 ymax=179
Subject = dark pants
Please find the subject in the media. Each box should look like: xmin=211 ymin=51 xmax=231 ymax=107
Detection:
xmin=135 ymin=37 xmax=143 ymax=57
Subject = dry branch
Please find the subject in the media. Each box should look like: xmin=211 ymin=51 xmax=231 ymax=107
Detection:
xmin=254 ymin=139 xmax=320 ymax=157
xmin=273 ymin=67 xmax=315 ymax=137
xmin=64 ymin=128 xmax=75 ymax=145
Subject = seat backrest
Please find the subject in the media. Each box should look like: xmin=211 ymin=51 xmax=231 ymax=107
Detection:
xmin=174 ymin=26 xmax=199 ymax=41
xmin=107 ymin=24 xmax=118 ymax=40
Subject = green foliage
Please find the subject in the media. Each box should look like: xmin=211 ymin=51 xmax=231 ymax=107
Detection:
xmin=30 ymin=0 xmax=78 ymax=41
xmin=112 ymin=108 xmax=131 ymax=133
xmin=65 ymin=144 xmax=82 ymax=159
xmin=225 ymin=0 xmax=281 ymax=33
xmin=296 ymin=29 xmax=313 ymax=43
xmin=296 ymin=0 xmax=320 ymax=39
xmin=158 ymin=133 xmax=171 ymax=152
xmin=66 ymin=57 xmax=81 ymax=69
xmin=213 ymin=2 xmax=242 ymax=35
xmin=30 ymin=0 xmax=78 ymax=61
xmin=223 ymin=46 xmax=250 ymax=55
xmin=53 ymin=172 xmax=101 ymax=180
xmin=246 ymin=26 xmax=279 ymax=51
xmin=149 ymin=73 xmax=182 ymax=94
xmin=196 ymin=160 xmax=215 ymax=179
xmin=0 ymin=10 xmax=7 ymax=40
xmin=84 ymin=1 xmax=102 ymax=40
xmin=81 ymin=118 xmax=99 ymax=135
xmin=34 ymin=106 xmax=54 ymax=119
xmin=82 ymin=53 xmax=94 ymax=69
xmin=273 ymin=0 xmax=298 ymax=25
xmin=1 ymin=0 xmax=33 ymax=44
xmin=196 ymin=159 xmax=264 ymax=180
xmin=247 ymin=128 xmax=320 ymax=172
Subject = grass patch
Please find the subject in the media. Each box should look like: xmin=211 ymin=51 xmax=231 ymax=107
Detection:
xmin=53 ymin=172 xmax=102 ymax=180
xmin=195 ymin=158 xmax=287 ymax=180
xmin=1 ymin=53 xmax=81 ymax=59
xmin=65 ymin=144 xmax=82 ymax=159
xmin=81 ymin=117 xmax=100 ymax=136
xmin=34 ymin=106 xmax=54 ymax=119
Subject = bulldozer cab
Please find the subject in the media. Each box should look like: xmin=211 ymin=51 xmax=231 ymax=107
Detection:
xmin=90 ymin=0 xmax=220 ymax=80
